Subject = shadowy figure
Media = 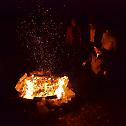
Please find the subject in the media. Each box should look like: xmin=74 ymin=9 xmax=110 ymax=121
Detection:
xmin=82 ymin=22 xmax=101 ymax=60
xmin=66 ymin=19 xmax=82 ymax=47
xmin=65 ymin=19 xmax=83 ymax=75
xmin=100 ymin=29 xmax=117 ymax=75
xmin=82 ymin=23 xmax=109 ymax=76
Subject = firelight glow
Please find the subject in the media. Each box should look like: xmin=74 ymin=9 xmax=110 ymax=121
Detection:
xmin=15 ymin=71 xmax=75 ymax=105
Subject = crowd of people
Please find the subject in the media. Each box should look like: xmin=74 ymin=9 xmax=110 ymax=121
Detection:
xmin=65 ymin=18 xmax=117 ymax=76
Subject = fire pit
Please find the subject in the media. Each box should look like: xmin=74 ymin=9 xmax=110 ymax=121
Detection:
xmin=15 ymin=71 xmax=75 ymax=108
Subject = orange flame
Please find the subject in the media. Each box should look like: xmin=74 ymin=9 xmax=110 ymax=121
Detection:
xmin=15 ymin=71 xmax=75 ymax=105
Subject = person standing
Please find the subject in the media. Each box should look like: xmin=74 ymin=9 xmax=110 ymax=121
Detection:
xmin=100 ymin=29 xmax=117 ymax=75
xmin=66 ymin=19 xmax=82 ymax=47
xmin=89 ymin=23 xmax=96 ymax=43
xmin=65 ymin=19 xmax=82 ymax=74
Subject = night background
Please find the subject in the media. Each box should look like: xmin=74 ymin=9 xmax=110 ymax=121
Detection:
xmin=0 ymin=0 xmax=126 ymax=126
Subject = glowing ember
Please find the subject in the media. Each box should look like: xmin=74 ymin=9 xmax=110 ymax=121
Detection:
xmin=15 ymin=71 xmax=75 ymax=105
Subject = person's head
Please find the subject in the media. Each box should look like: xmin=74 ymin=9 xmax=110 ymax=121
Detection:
xmin=89 ymin=23 xmax=96 ymax=31
xmin=105 ymin=29 xmax=109 ymax=33
xmin=105 ymin=29 xmax=112 ymax=36
xmin=89 ymin=23 xmax=93 ymax=27
xmin=71 ymin=19 xmax=77 ymax=27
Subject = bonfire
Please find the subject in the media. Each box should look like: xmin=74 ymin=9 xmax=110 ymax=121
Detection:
xmin=15 ymin=71 xmax=75 ymax=106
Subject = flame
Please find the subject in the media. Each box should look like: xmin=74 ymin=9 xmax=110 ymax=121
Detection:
xmin=15 ymin=71 xmax=75 ymax=105
xmin=54 ymin=76 xmax=68 ymax=99
xmin=24 ymin=79 xmax=34 ymax=99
